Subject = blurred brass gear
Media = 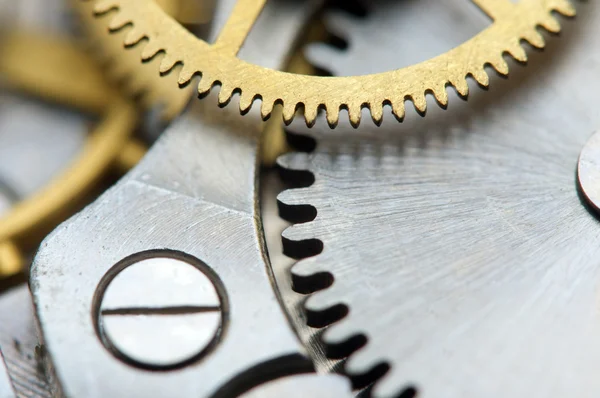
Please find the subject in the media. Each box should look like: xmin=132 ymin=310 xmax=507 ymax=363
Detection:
xmin=0 ymin=31 xmax=142 ymax=278
xmin=0 ymin=0 xmax=210 ymax=276
xmin=88 ymin=0 xmax=574 ymax=127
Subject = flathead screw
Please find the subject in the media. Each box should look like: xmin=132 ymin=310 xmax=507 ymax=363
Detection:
xmin=95 ymin=252 xmax=226 ymax=369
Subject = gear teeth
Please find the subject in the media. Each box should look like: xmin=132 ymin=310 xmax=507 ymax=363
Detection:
xmin=197 ymin=77 xmax=213 ymax=97
xmin=238 ymin=93 xmax=253 ymax=114
xmin=410 ymin=94 xmax=427 ymax=116
xmin=344 ymin=344 xmax=382 ymax=375
xmin=278 ymin=148 xmax=398 ymax=392
xmin=277 ymin=188 xmax=314 ymax=208
xmin=326 ymin=107 xmax=340 ymax=128
xmin=159 ymin=54 xmax=179 ymax=74
xmin=277 ymin=152 xmax=311 ymax=172
xmin=549 ymin=0 xmax=575 ymax=17
xmin=291 ymin=255 xmax=328 ymax=278
xmin=305 ymin=286 xmax=345 ymax=313
xmin=507 ymin=42 xmax=528 ymax=63
xmin=347 ymin=104 xmax=362 ymax=128
xmin=178 ymin=65 xmax=196 ymax=85
xmin=73 ymin=0 xmax=195 ymax=121
xmin=430 ymin=86 xmax=448 ymax=108
xmin=282 ymin=222 xmax=318 ymax=243
xmin=137 ymin=41 xmax=159 ymax=60
xmin=369 ymin=103 xmax=384 ymax=126
xmin=301 ymin=2 xmax=574 ymax=126
xmin=274 ymin=3 xmax=578 ymax=395
xmin=93 ymin=0 xmax=118 ymax=14
xmin=282 ymin=103 xmax=298 ymax=125
xmin=86 ymin=0 xmax=575 ymax=127
xmin=218 ymin=85 xmax=234 ymax=107
xmin=490 ymin=56 xmax=510 ymax=76
xmin=304 ymin=105 xmax=319 ymax=128
xmin=523 ymin=29 xmax=546 ymax=49
xmin=106 ymin=12 xmax=131 ymax=31
xmin=321 ymin=317 xmax=357 ymax=346
xmin=471 ymin=68 xmax=490 ymax=88
xmin=260 ymin=100 xmax=275 ymax=121
xmin=390 ymin=100 xmax=405 ymax=122
xmin=326 ymin=11 xmax=357 ymax=35
xmin=124 ymin=29 xmax=145 ymax=47
xmin=540 ymin=14 xmax=561 ymax=33
xmin=373 ymin=369 xmax=417 ymax=398
xmin=344 ymin=345 xmax=394 ymax=393
xmin=451 ymin=78 xmax=470 ymax=99
xmin=304 ymin=43 xmax=344 ymax=75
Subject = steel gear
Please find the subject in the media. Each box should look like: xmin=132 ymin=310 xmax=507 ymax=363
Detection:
xmin=278 ymin=1 xmax=600 ymax=397
xmin=83 ymin=0 xmax=573 ymax=128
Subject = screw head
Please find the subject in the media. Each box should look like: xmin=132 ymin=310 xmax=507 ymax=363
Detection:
xmin=94 ymin=251 xmax=227 ymax=370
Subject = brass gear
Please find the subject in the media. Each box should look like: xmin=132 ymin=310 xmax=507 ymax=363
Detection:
xmin=71 ymin=0 xmax=211 ymax=120
xmin=87 ymin=0 xmax=574 ymax=127
xmin=0 ymin=31 xmax=142 ymax=278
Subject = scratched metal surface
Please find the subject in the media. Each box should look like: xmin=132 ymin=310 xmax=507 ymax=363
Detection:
xmin=1 ymin=350 xmax=17 ymax=398
xmin=279 ymin=1 xmax=600 ymax=397
xmin=0 ymin=286 xmax=50 ymax=398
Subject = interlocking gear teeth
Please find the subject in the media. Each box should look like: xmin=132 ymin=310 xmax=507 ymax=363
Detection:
xmin=83 ymin=0 xmax=574 ymax=128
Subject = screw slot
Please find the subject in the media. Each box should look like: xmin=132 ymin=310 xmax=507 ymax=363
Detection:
xmin=93 ymin=250 xmax=228 ymax=371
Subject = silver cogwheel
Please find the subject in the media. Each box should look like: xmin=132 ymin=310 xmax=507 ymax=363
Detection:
xmin=278 ymin=1 xmax=600 ymax=397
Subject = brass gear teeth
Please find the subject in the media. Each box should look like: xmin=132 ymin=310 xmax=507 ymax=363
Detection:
xmin=73 ymin=0 xmax=193 ymax=120
xmin=89 ymin=0 xmax=573 ymax=128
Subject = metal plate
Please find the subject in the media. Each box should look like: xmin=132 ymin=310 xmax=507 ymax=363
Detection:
xmin=280 ymin=2 xmax=600 ymax=396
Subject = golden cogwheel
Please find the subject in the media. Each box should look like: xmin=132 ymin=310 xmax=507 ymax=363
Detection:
xmin=0 ymin=31 xmax=141 ymax=278
xmin=90 ymin=0 xmax=574 ymax=127
xmin=72 ymin=0 xmax=211 ymax=120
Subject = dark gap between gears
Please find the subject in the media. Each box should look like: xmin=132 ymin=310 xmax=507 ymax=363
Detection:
xmin=285 ymin=130 xmax=317 ymax=153
xmin=325 ymin=0 xmax=368 ymax=18
xmin=306 ymin=303 xmax=348 ymax=328
xmin=282 ymin=236 xmax=323 ymax=259
xmin=326 ymin=333 xmax=368 ymax=360
xmin=351 ymin=362 xmax=391 ymax=391
xmin=278 ymin=202 xmax=317 ymax=224
xmin=277 ymin=165 xmax=315 ymax=189
xmin=398 ymin=386 xmax=418 ymax=398
xmin=101 ymin=305 xmax=221 ymax=316
xmin=292 ymin=272 xmax=334 ymax=294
